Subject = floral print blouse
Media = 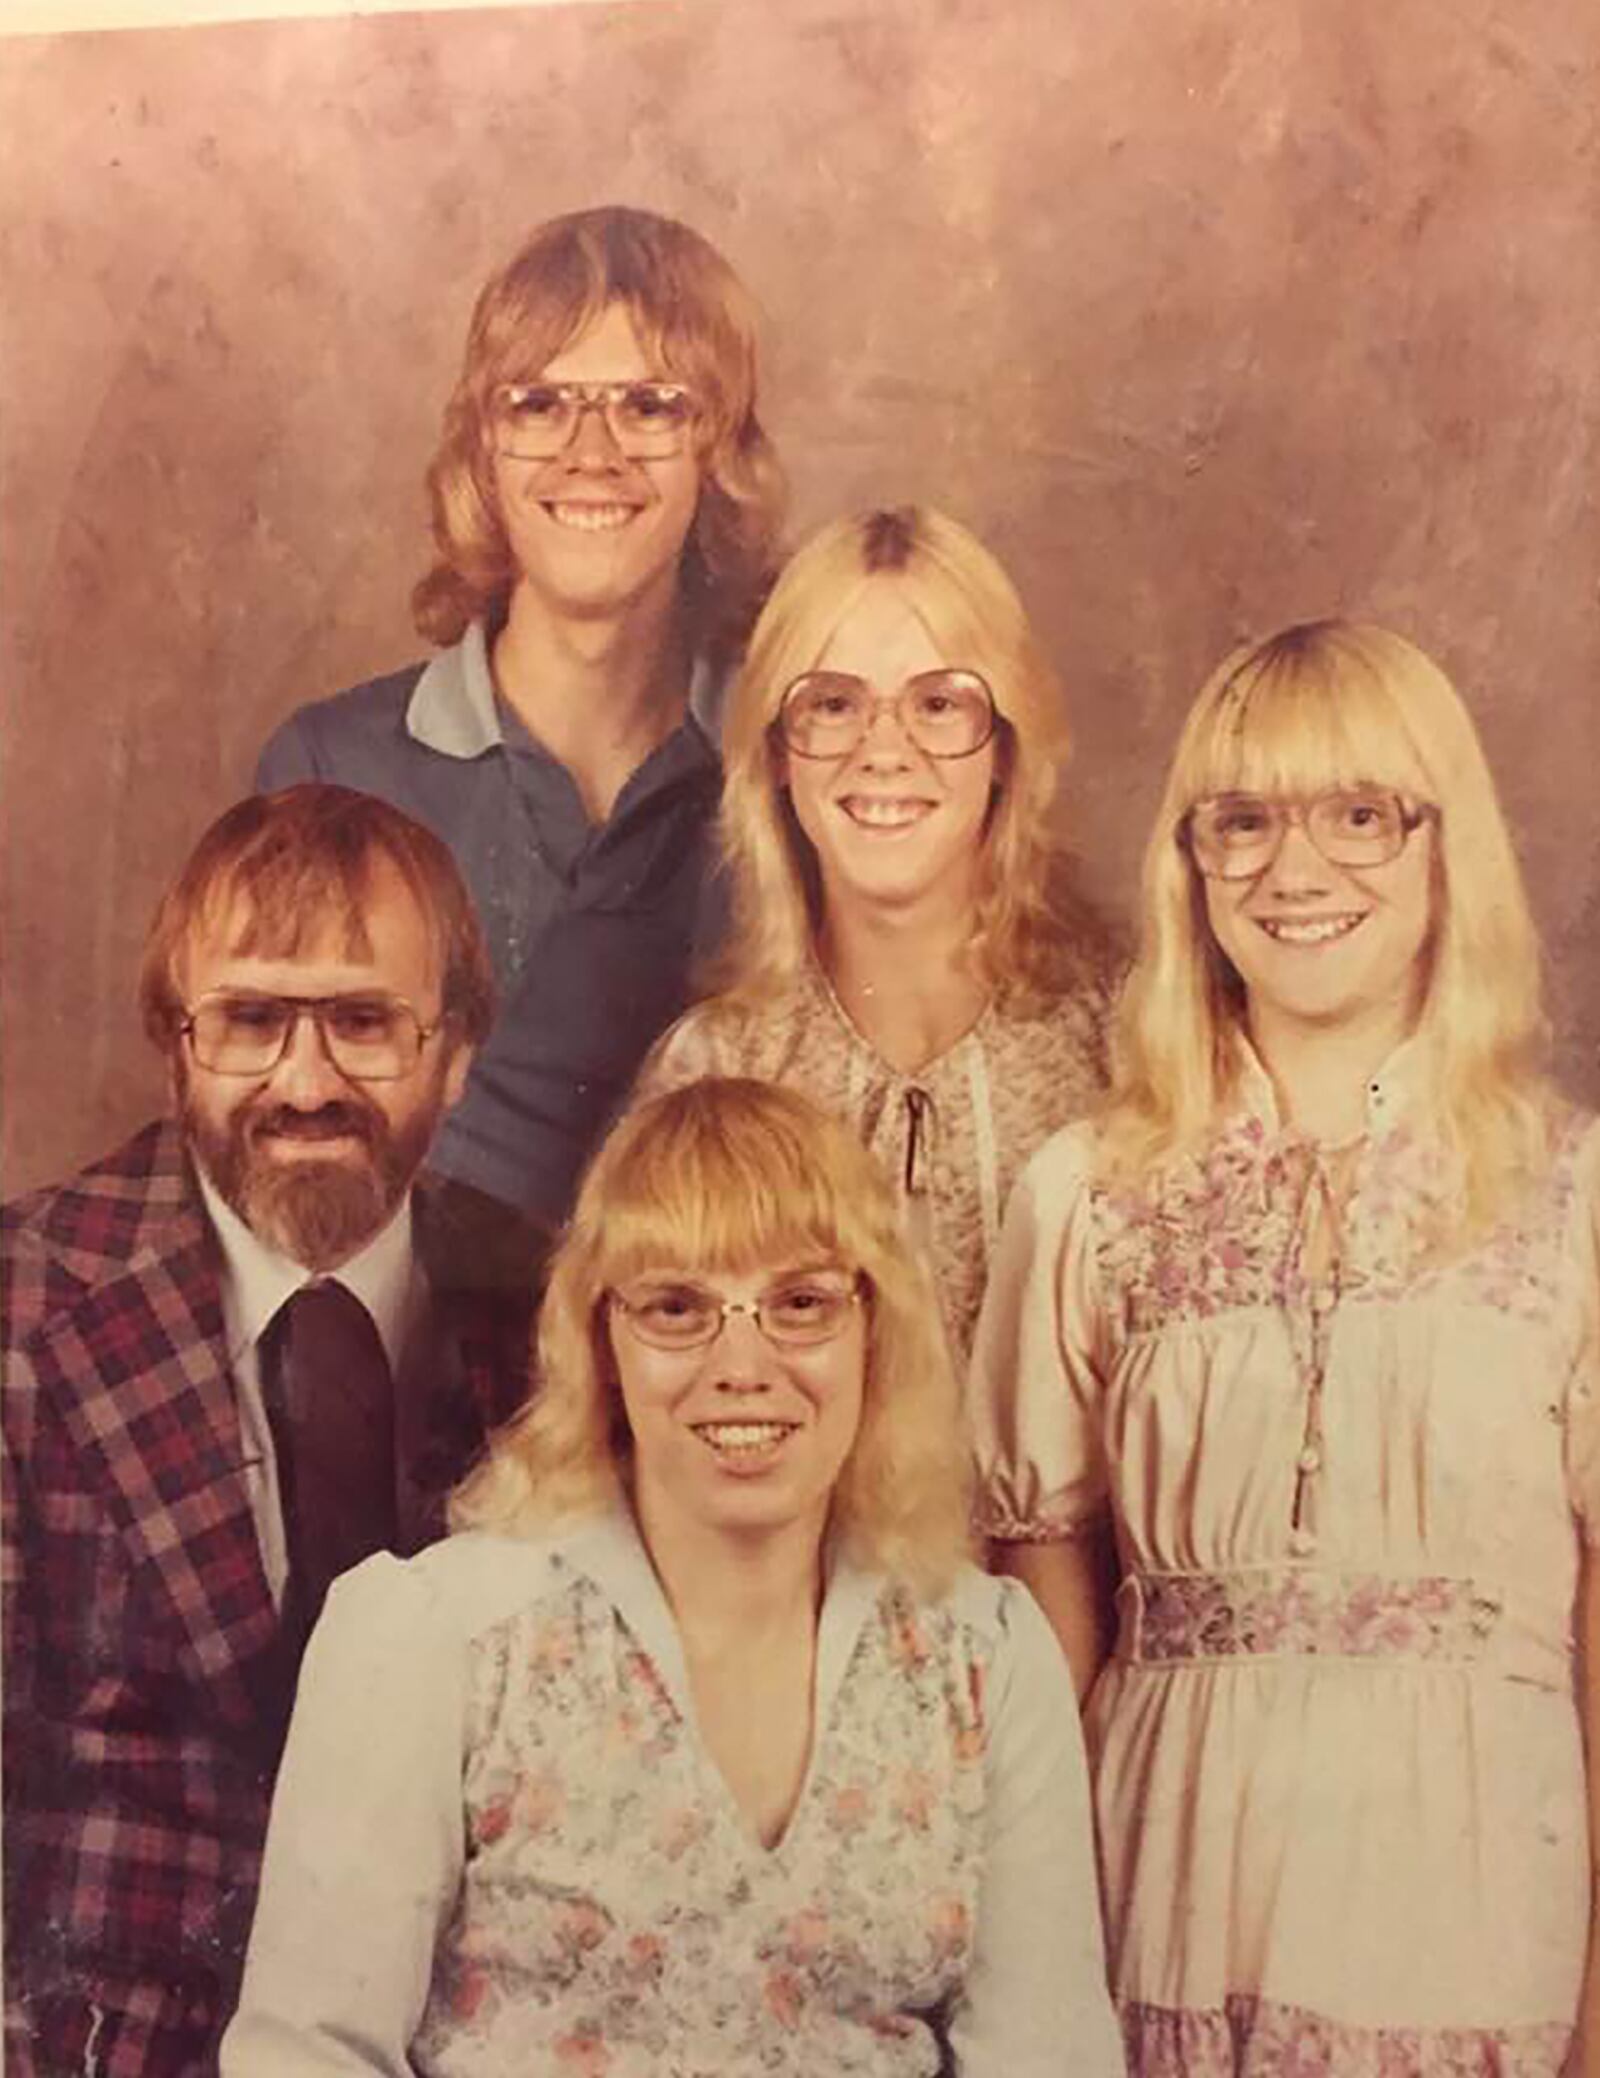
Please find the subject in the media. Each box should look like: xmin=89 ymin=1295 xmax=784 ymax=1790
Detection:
xmin=639 ymin=964 xmax=1110 ymax=1359
xmin=222 ymin=1512 xmax=1122 ymax=2078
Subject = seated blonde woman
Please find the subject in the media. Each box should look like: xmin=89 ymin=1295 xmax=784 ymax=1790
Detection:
xmin=638 ymin=506 xmax=1113 ymax=1359
xmin=222 ymin=1078 xmax=1122 ymax=2077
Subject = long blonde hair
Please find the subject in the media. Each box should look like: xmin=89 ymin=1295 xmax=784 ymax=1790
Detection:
xmin=413 ymin=206 xmax=787 ymax=666
xmin=712 ymin=506 xmax=1108 ymax=1014
xmin=1104 ymin=619 xmax=1552 ymax=1228
xmin=453 ymin=1078 xmax=973 ymax=1596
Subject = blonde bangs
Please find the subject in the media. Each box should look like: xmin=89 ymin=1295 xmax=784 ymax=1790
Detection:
xmin=579 ymin=1095 xmax=881 ymax=1293
xmin=1178 ymin=628 xmax=1436 ymax=809
xmin=1106 ymin=618 xmax=1553 ymax=1231
xmin=455 ymin=1077 xmax=975 ymax=1594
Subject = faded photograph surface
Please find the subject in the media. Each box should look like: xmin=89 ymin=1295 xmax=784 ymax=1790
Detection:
xmin=3 ymin=0 xmax=1598 ymax=2071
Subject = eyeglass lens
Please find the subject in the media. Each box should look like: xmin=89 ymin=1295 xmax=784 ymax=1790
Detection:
xmin=780 ymin=669 xmax=995 ymax=760
xmin=1188 ymin=788 xmax=1415 ymax=879
xmin=492 ymin=381 xmax=694 ymax=460
xmin=187 ymin=993 xmax=425 ymax=1080
xmin=616 ymin=1277 xmax=858 ymax=1350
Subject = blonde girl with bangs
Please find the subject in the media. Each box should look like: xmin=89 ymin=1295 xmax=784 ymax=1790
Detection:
xmin=225 ymin=1080 xmax=1123 ymax=2078
xmin=970 ymin=618 xmax=1600 ymax=2076
xmin=640 ymin=505 xmax=1115 ymax=1359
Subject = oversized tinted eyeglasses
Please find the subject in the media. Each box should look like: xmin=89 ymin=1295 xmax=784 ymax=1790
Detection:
xmin=610 ymin=1273 xmax=864 ymax=1351
xmin=777 ymin=669 xmax=997 ymax=761
xmin=1183 ymin=788 xmax=1438 ymax=881
xmin=179 ymin=991 xmax=442 ymax=1081
xmin=489 ymin=380 xmax=697 ymax=461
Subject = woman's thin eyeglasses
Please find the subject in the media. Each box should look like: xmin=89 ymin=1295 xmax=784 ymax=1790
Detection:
xmin=610 ymin=1274 xmax=864 ymax=1351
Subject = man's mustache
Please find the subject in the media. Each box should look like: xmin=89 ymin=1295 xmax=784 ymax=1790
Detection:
xmin=245 ymin=1102 xmax=378 ymax=1146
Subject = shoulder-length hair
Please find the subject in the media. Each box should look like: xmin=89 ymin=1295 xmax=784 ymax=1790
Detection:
xmin=712 ymin=505 xmax=1105 ymax=1014
xmin=1104 ymin=619 xmax=1551 ymax=1226
xmin=413 ymin=206 xmax=786 ymax=666
xmin=453 ymin=1077 xmax=973 ymax=1596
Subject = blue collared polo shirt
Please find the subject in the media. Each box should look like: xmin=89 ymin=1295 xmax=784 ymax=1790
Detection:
xmin=256 ymin=624 xmax=725 ymax=1223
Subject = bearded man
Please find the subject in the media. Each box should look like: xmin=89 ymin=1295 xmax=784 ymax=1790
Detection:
xmin=1 ymin=783 xmax=532 ymax=2077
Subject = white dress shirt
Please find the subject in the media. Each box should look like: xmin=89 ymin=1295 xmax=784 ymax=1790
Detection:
xmin=196 ymin=1167 xmax=421 ymax=1606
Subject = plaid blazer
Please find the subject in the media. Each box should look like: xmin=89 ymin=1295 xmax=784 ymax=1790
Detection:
xmin=1 ymin=1120 xmax=533 ymax=2078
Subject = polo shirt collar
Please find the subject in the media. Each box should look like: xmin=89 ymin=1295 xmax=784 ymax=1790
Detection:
xmin=404 ymin=621 xmax=724 ymax=760
xmin=406 ymin=621 xmax=501 ymax=758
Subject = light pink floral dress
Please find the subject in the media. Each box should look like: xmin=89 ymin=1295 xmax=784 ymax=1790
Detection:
xmin=222 ymin=1512 xmax=1123 ymax=2077
xmin=970 ymin=1046 xmax=1600 ymax=2076
xmin=640 ymin=965 xmax=1109 ymax=1359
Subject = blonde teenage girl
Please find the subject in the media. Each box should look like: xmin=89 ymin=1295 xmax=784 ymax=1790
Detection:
xmin=641 ymin=506 xmax=1112 ymax=1358
xmin=972 ymin=620 xmax=1600 ymax=2074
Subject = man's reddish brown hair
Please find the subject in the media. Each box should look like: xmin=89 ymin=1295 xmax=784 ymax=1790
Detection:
xmin=139 ymin=784 xmax=495 ymax=1051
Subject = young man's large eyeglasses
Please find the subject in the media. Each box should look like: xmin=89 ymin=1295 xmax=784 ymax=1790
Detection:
xmin=609 ymin=1273 xmax=864 ymax=1352
xmin=179 ymin=991 xmax=442 ymax=1082
xmin=489 ymin=380 xmax=697 ymax=462
xmin=777 ymin=670 xmax=997 ymax=762
xmin=1183 ymin=787 xmax=1439 ymax=881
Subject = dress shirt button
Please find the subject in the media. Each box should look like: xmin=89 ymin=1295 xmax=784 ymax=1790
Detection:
xmin=1297 ymin=1443 xmax=1323 ymax=1474
xmin=1288 ymin=1526 xmax=1318 ymax=1557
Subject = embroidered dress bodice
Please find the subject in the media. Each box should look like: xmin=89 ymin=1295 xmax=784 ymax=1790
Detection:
xmin=970 ymin=1046 xmax=1600 ymax=2073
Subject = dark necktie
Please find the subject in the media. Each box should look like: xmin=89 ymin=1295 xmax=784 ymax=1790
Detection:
xmin=261 ymin=1281 xmax=398 ymax=1659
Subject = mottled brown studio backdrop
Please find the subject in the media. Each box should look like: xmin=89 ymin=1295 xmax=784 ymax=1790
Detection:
xmin=2 ymin=0 xmax=1597 ymax=1195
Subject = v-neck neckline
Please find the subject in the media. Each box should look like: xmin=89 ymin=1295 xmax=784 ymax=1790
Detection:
xmin=562 ymin=1508 xmax=883 ymax=1861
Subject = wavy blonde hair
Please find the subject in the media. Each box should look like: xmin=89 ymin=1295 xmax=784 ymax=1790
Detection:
xmin=453 ymin=1077 xmax=973 ymax=1596
xmin=711 ymin=506 xmax=1108 ymax=1014
xmin=1104 ymin=619 xmax=1552 ymax=1227
xmin=413 ymin=206 xmax=787 ymax=665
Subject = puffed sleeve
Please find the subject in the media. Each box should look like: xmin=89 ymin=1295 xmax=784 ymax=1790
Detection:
xmin=220 ymin=1554 xmax=466 ymax=2076
xmin=1562 ymin=1117 xmax=1600 ymax=1543
xmin=945 ymin=1579 xmax=1123 ymax=2077
xmin=967 ymin=1126 xmax=1111 ymax=1541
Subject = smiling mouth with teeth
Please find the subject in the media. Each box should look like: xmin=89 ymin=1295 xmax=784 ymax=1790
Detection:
xmin=839 ymin=797 xmax=932 ymax=831
xmin=692 ymin=1421 xmax=799 ymax=1459
xmin=1258 ymin=915 xmax=1366 ymax=945
xmin=543 ymin=502 xmax=638 ymax=531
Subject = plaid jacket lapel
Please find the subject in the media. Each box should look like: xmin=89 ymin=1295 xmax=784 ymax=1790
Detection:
xmin=23 ymin=1121 xmax=278 ymax=1719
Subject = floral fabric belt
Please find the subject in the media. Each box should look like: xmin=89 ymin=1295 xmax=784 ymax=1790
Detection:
xmin=1115 ymin=1566 xmax=1568 ymax=1684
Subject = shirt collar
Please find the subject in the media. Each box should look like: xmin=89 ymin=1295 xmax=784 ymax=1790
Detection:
xmin=554 ymin=1501 xmax=881 ymax=1727
xmin=1230 ymin=1027 xmax=1427 ymax=1139
xmin=406 ymin=621 xmax=501 ymax=758
xmin=405 ymin=622 xmax=725 ymax=760
xmin=194 ymin=1160 xmax=418 ymax=1372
